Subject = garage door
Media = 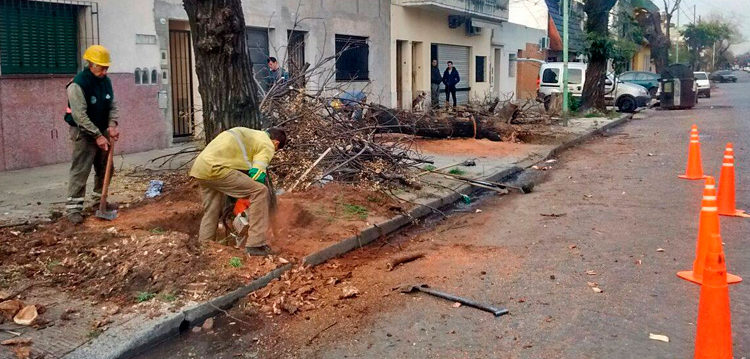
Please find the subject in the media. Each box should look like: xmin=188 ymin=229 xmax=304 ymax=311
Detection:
xmin=245 ymin=27 xmax=270 ymax=91
xmin=436 ymin=44 xmax=470 ymax=104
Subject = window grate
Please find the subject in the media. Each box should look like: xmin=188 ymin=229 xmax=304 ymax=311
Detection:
xmin=335 ymin=35 xmax=369 ymax=81
xmin=0 ymin=0 xmax=99 ymax=75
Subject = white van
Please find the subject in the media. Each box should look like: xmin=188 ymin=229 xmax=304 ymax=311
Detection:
xmin=537 ymin=62 xmax=651 ymax=113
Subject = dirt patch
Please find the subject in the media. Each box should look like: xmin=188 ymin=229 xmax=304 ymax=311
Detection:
xmin=0 ymin=177 xmax=406 ymax=307
xmin=415 ymin=138 xmax=528 ymax=157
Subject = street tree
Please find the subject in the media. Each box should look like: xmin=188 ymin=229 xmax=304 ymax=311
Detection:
xmin=183 ymin=0 xmax=263 ymax=143
xmin=660 ymin=0 xmax=681 ymax=51
xmin=580 ymin=0 xmax=618 ymax=111
xmin=634 ymin=10 xmax=669 ymax=73
xmin=681 ymin=19 xmax=741 ymax=70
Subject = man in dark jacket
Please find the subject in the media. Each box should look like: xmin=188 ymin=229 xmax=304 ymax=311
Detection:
xmin=430 ymin=59 xmax=442 ymax=108
xmin=64 ymin=45 xmax=119 ymax=224
xmin=442 ymin=61 xmax=460 ymax=107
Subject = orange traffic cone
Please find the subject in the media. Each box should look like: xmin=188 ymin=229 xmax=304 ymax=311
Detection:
xmin=679 ymin=125 xmax=706 ymax=180
xmin=677 ymin=176 xmax=742 ymax=284
xmin=717 ymin=143 xmax=749 ymax=217
xmin=693 ymin=233 xmax=733 ymax=359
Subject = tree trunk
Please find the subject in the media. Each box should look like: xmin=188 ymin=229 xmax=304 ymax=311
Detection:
xmin=638 ymin=11 xmax=668 ymax=73
xmin=580 ymin=0 xmax=617 ymax=112
xmin=183 ymin=0 xmax=262 ymax=143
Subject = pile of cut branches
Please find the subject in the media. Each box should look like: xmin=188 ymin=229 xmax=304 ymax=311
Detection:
xmin=263 ymin=91 xmax=429 ymax=191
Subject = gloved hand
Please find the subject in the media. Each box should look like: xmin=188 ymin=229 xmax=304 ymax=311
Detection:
xmin=248 ymin=168 xmax=267 ymax=184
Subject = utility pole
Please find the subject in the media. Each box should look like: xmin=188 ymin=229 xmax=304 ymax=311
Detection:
xmin=693 ymin=5 xmax=696 ymax=24
xmin=562 ymin=0 xmax=569 ymax=126
xmin=675 ymin=4 xmax=680 ymax=63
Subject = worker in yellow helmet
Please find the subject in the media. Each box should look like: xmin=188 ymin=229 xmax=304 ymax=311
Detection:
xmin=63 ymin=45 xmax=120 ymax=224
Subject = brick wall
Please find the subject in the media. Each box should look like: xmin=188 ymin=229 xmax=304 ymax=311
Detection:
xmin=516 ymin=42 xmax=547 ymax=100
xmin=0 ymin=74 xmax=169 ymax=171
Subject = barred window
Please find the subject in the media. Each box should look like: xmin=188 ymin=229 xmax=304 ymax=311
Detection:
xmin=335 ymin=35 xmax=369 ymax=81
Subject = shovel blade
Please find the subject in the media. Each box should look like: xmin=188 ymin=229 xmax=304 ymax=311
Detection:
xmin=95 ymin=209 xmax=118 ymax=221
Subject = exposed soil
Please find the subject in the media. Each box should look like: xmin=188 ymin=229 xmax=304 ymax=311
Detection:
xmin=136 ymin=206 xmax=520 ymax=359
xmin=0 ymin=176 xmax=404 ymax=308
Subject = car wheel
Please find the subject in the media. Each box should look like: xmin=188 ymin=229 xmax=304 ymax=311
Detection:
xmin=648 ymin=87 xmax=658 ymax=97
xmin=543 ymin=96 xmax=551 ymax=111
xmin=617 ymin=96 xmax=636 ymax=113
xmin=733 ymin=78 xmax=737 ymax=83
xmin=706 ymin=91 xmax=711 ymax=98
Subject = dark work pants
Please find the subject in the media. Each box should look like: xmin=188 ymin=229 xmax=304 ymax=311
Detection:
xmin=66 ymin=126 xmax=111 ymax=214
xmin=445 ymin=86 xmax=457 ymax=106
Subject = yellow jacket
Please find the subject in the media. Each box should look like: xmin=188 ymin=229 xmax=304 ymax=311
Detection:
xmin=189 ymin=127 xmax=275 ymax=180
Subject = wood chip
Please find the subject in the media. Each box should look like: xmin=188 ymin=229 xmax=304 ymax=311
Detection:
xmin=656 ymin=248 xmax=664 ymax=252
xmin=649 ymin=333 xmax=669 ymax=342
xmin=452 ymin=302 xmax=462 ymax=308
xmin=592 ymin=287 xmax=603 ymax=293
xmin=386 ymin=252 xmax=425 ymax=271
xmin=1 ymin=338 xmax=32 ymax=346
xmin=586 ymin=270 xmax=597 ymax=275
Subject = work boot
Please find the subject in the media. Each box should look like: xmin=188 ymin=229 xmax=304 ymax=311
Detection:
xmin=67 ymin=212 xmax=84 ymax=225
xmin=90 ymin=202 xmax=119 ymax=211
xmin=245 ymin=245 xmax=277 ymax=257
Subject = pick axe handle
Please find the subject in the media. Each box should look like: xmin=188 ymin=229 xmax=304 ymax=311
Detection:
xmin=99 ymin=140 xmax=115 ymax=213
xmin=418 ymin=287 xmax=509 ymax=317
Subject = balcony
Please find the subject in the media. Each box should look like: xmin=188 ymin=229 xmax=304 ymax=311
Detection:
xmin=398 ymin=0 xmax=509 ymax=22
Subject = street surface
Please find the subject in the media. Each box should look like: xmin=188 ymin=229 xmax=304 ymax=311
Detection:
xmin=138 ymin=72 xmax=750 ymax=358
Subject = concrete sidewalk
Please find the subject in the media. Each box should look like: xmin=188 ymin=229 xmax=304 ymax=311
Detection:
xmin=0 ymin=142 xmax=199 ymax=226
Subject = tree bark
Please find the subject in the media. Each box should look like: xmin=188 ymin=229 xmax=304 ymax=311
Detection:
xmin=183 ymin=0 xmax=262 ymax=143
xmin=637 ymin=11 xmax=669 ymax=73
xmin=370 ymin=107 xmax=515 ymax=142
xmin=580 ymin=0 xmax=617 ymax=112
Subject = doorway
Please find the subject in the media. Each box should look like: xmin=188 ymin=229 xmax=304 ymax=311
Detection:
xmin=169 ymin=30 xmax=194 ymax=138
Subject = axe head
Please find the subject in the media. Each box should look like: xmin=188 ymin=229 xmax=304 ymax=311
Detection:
xmin=95 ymin=209 xmax=118 ymax=221
xmin=398 ymin=284 xmax=429 ymax=293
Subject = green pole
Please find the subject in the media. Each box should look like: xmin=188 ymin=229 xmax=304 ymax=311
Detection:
xmin=562 ymin=0 xmax=570 ymax=126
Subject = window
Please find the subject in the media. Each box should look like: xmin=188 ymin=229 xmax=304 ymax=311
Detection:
xmin=335 ymin=35 xmax=369 ymax=81
xmin=542 ymin=68 xmax=559 ymax=84
xmin=141 ymin=67 xmax=149 ymax=84
xmin=508 ymin=53 xmax=517 ymax=77
xmin=619 ymin=72 xmax=635 ymax=81
xmin=0 ymin=1 xmax=80 ymax=74
xmin=569 ymin=69 xmax=583 ymax=84
xmin=475 ymin=56 xmax=486 ymax=82
xmin=134 ymin=68 xmax=141 ymax=84
xmin=151 ymin=69 xmax=158 ymax=84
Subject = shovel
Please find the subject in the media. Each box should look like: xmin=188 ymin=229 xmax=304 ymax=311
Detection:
xmin=96 ymin=139 xmax=118 ymax=220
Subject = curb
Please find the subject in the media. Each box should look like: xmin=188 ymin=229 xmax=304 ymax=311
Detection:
xmin=66 ymin=113 xmax=634 ymax=359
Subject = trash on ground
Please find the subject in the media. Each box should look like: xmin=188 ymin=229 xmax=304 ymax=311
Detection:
xmin=648 ymin=333 xmax=669 ymax=343
xmin=145 ymin=180 xmax=164 ymax=198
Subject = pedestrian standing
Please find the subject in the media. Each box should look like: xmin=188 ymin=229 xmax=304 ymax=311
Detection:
xmin=430 ymin=59 xmax=442 ymax=108
xmin=265 ymin=57 xmax=289 ymax=89
xmin=443 ymin=61 xmax=460 ymax=107
xmin=64 ymin=45 xmax=119 ymax=224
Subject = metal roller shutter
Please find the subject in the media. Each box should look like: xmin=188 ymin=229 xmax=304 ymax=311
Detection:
xmin=437 ymin=44 xmax=470 ymax=104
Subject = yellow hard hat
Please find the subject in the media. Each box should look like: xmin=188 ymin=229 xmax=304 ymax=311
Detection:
xmin=83 ymin=45 xmax=111 ymax=67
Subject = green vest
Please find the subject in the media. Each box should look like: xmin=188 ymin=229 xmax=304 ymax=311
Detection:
xmin=64 ymin=68 xmax=114 ymax=132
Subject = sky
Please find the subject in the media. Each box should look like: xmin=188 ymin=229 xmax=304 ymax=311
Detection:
xmin=669 ymin=0 xmax=750 ymax=54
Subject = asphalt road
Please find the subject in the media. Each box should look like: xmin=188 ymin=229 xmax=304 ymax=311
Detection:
xmin=138 ymin=72 xmax=750 ymax=358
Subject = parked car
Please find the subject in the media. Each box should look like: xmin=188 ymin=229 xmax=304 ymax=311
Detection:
xmin=694 ymin=72 xmax=711 ymax=98
xmin=709 ymin=70 xmax=737 ymax=83
xmin=618 ymin=71 xmax=660 ymax=97
xmin=537 ymin=62 xmax=651 ymax=113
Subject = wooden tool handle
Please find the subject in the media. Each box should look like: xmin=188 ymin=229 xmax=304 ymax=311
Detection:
xmin=98 ymin=140 xmax=115 ymax=213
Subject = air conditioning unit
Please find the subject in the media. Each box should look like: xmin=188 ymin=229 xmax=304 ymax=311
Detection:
xmin=448 ymin=15 xmax=466 ymax=29
xmin=538 ymin=36 xmax=550 ymax=50
xmin=466 ymin=23 xmax=482 ymax=36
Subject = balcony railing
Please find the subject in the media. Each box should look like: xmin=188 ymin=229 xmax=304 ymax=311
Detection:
xmin=399 ymin=0 xmax=509 ymax=21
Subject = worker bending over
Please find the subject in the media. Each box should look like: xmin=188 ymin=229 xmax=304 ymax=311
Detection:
xmin=190 ymin=127 xmax=287 ymax=256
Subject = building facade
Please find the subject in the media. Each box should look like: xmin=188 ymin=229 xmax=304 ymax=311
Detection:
xmin=390 ymin=0 xmax=509 ymax=108
xmin=0 ymin=0 xmax=168 ymax=171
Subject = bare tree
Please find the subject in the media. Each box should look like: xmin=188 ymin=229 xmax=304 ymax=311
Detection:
xmin=635 ymin=10 xmax=669 ymax=73
xmin=183 ymin=0 xmax=263 ymax=143
xmin=662 ymin=0 xmax=682 ymax=51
